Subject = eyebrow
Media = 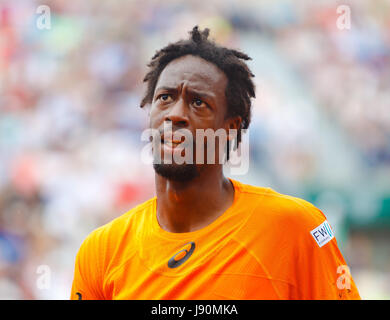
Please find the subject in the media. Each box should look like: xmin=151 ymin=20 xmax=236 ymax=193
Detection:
xmin=154 ymin=86 xmax=216 ymax=102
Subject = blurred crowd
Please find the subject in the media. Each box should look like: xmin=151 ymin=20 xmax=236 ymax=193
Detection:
xmin=0 ymin=0 xmax=389 ymax=299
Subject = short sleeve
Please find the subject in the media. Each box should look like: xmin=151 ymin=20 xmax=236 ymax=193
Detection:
xmin=70 ymin=230 xmax=105 ymax=300
xmin=292 ymin=206 xmax=361 ymax=300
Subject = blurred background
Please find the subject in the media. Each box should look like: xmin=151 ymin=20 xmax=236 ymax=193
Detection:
xmin=0 ymin=0 xmax=389 ymax=299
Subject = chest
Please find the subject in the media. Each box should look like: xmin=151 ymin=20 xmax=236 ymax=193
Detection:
xmin=102 ymin=238 xmax=293 ymax=299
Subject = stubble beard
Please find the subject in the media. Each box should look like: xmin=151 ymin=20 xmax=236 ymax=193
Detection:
xmin=153 ymin=162 xmax=200 ymax=182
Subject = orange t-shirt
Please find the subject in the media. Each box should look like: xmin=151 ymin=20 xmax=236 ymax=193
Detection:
xmin=70 ymin=179 xmax=360 ymax=300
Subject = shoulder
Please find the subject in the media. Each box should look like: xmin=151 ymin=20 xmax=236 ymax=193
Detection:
xmin=233 ymin=180 xmax=339 ymax=261
xmin=233 ymin=179 xmax=327 ymax=233
xmin=264 ymin=188 xmax=326 ymax=229
xmin=72 ymin=198 xmax=156 ymax=298
xmin=78 ymin=197 xmax=155 ymax=255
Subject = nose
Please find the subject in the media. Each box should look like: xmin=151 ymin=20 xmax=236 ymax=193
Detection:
xmin=164 ymin=98 xmax=189 ymax=128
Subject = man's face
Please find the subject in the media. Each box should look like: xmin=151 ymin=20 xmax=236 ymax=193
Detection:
xmin=149 ymin=54 xmax=231 ymax=182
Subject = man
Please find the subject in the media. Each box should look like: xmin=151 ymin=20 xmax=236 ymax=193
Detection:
xmin=71 ymin=26 xmax=360 ymax=300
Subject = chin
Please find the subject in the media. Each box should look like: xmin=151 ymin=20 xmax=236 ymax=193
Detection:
xmin=153 ymin=163 xmax=200 ymax=182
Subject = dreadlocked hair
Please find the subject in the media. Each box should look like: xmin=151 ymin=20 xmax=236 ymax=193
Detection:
xmin=140 ymin=26 xmax=256 ymax=148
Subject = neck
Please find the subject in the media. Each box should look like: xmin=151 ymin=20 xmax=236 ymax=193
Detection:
xmin=155 ymin=165 xmax=234 ymax=233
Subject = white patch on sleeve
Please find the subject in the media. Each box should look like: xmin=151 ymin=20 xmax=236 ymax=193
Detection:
xmin=310 ymin=220 xmax=334 ymax=247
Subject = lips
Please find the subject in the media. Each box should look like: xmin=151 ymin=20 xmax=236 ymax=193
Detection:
xmin=164 ymin=140 xmax=182 ymax=148
xmin=161 ymin=133 xmax=187 ymax=149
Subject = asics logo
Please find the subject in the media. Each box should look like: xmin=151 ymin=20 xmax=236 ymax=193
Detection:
xmin=167 ymin=241 xmax=196 ymax=268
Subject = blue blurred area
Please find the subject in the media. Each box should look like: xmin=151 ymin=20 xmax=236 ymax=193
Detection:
xmin=0 ymin=0 xmax=389 ymax=299
xmin=0 ymin=231 xmax=24 ymax=263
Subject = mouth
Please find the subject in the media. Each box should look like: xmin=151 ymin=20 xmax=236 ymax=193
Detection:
xmin=163 ymin=140 xmax=182 ymax=148
xmin=161 ymin=134 xmax=187 ymax=149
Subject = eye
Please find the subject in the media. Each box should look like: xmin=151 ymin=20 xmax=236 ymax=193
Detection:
xmin=192 ymin=98 xmax=207 ymax=108
xmin=158 ymin=94 xmax=173 ymax=103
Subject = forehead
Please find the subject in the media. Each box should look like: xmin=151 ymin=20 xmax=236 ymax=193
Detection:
xmin=155 ymin=55 xmax=227 ymax=95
